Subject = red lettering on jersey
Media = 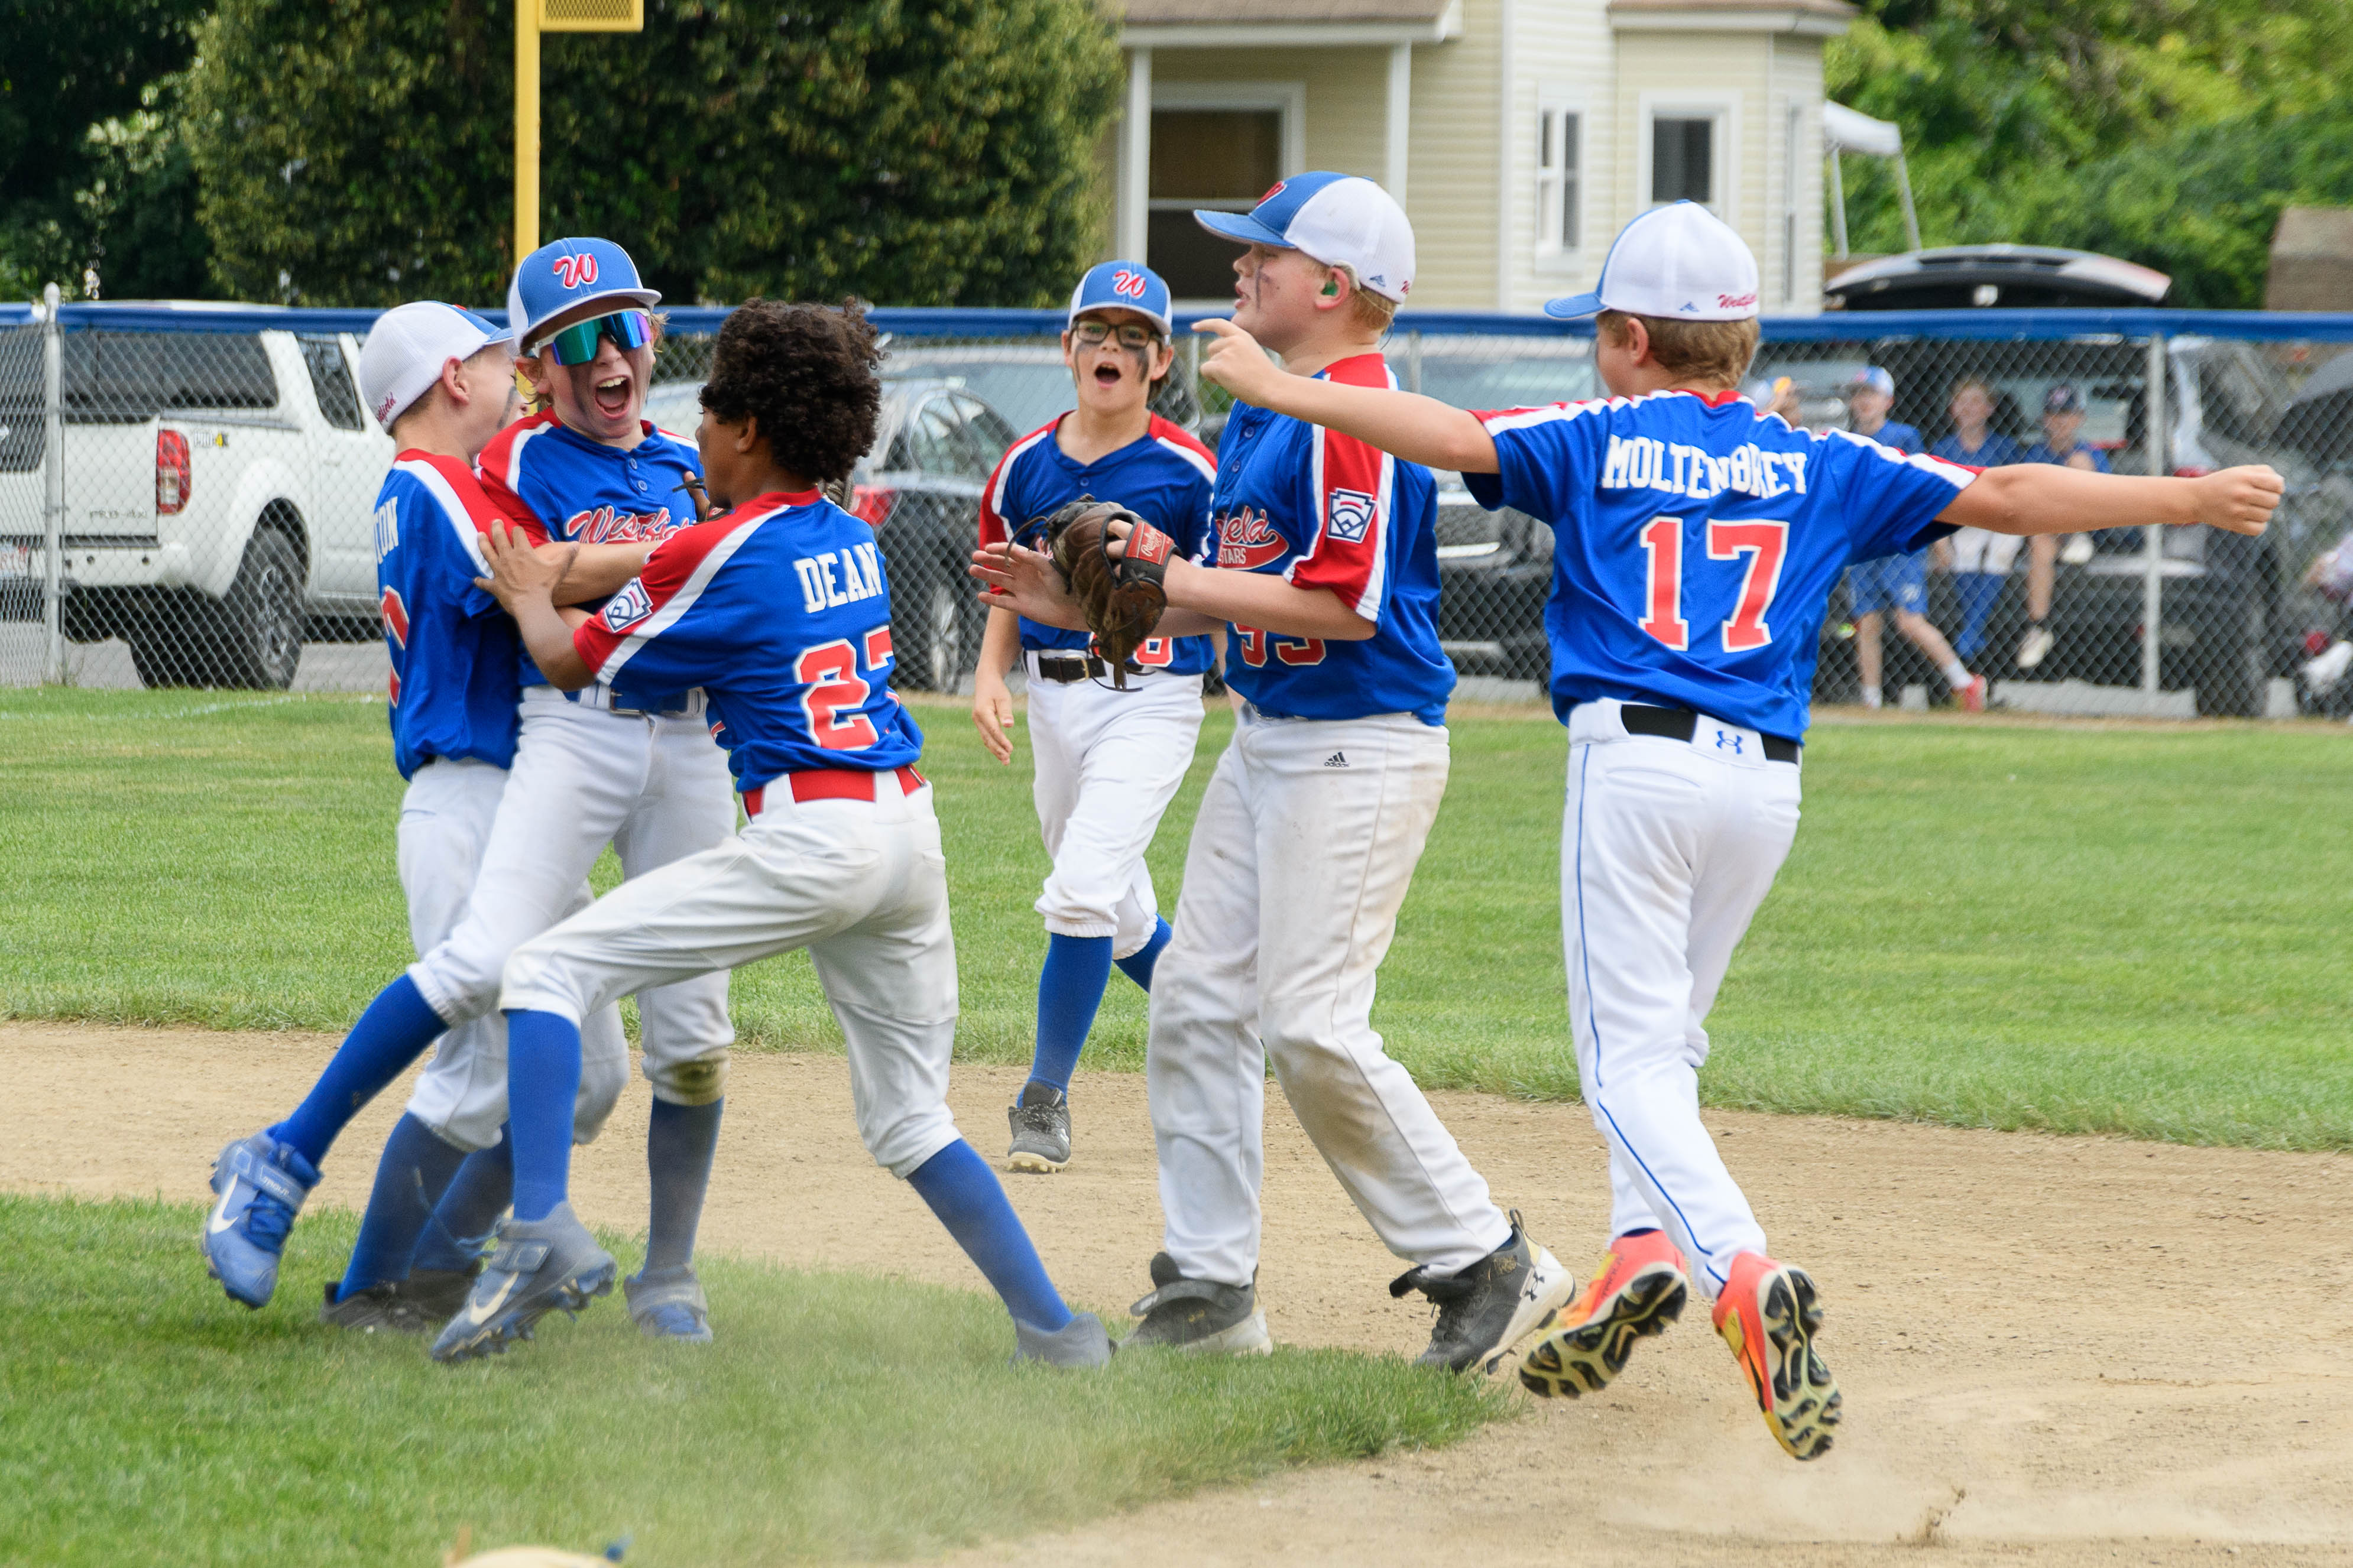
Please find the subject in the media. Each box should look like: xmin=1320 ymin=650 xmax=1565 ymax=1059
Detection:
xmin=381 ymin=587 xmax=410 ymax=649
xmin=1234 ymin=625 xmax=1323 ymax=667
xmin=563 ymin=504 xmax=678 ymax=544
xmin=1707 ymin=519 xmax=1788 ymax=652
xmin=388 ymin=669 xmax=401 ymax=705
xmin=795 ymin=639 xmax=881 ymax=751
xmin=1216 ymin=508 xmax=1288 ymax=570
xmin=863 ymin=626 xmax=894 ymax=668
xmin=1636 ymin=517 xmax=1690 ymax=650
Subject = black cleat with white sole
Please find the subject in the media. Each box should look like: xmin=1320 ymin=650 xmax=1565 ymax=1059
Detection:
xmin=429 ymin=1202 xmax=616 ymax=1364
xmin=1391 ymin=1214 xmax=1575 ymax=1374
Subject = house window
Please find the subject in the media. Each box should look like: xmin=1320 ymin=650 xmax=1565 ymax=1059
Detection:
xmin=1149 ymin=105 xmax=1286 ymax=301
xmin=1535 ymin=99 xmax=1581 ymax=258
xmin=1652 ymin=116 xmax=1714 ymax=206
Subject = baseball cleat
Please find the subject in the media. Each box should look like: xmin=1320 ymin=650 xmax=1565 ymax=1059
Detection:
xmin=625 ymin=1264 xmax=714 ymax=1343
xmin=1013 ymin=1310 xmax=1116 ymax=1369
xmin=1126 ymin=1252 xmax=1272 ymax=1355
xmin=203 ymin=1132 xmax=322 ymax=1309
xmin=2017 ymin=623 xmax=2054 ymax=671
xmin=1519 ymin=1229 xmax=1690 ymax=1400
xmin=1391 ymin=1213 xmax=1576 ymax=1374
xmin=319 ymin=1258 xmax=485 ymax=1334
xmin=1006 ymin=1083 xmax=1072 ymax=1173
xmin=1713 ymin=1251 xmax=1841 ymax=1461
xmin=428 ymin=1202 xmax=616 ymax=1364
xmin=1957 ymin=673 xmax=1988 ymax=713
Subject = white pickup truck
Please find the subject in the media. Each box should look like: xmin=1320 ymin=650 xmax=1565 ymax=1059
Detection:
xmin=0 ymin=309 xmax=393 ymax=687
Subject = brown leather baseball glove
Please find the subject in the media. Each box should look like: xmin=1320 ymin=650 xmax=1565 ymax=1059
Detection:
xmin=1039 ymin=497 xmax=1178 ymax=688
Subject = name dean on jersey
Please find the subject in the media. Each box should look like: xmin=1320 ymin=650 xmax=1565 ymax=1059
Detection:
xmin=794 ymin=541 xmax=887 ymax=615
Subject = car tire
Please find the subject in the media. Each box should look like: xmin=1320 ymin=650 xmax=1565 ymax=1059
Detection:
xmin=2192 ymin=592 xmax=2268 ymax=718
xmin=128 ymin=600 xmax=219 ymax=689
xmin=207 ymin=529 xmax=306 ymax=690
xmin=899 ymin=572 xmax=972 ymax=693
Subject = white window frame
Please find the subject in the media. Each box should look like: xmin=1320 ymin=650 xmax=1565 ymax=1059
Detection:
xmin=1146 ymin=82 xmax=1308 ymax=222
xmin=1638 ymin=91 xmax=1739 ymax=227
xmin=1534 ymin=89 xmax=1584 ymax=271
xmin=1780 ymin=100 xmax=1803 ymax=304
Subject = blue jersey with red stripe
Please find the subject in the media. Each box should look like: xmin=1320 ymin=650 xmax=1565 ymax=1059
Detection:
xmin=1207 ymin=353 xmax=1453 ymax=725
xmin=1466 ymin=389 xmax=1975 ymax=740
xmin=978 ymin=414 xmax=1218 ymax=675
xmin=373 ymin=452 xmax=521 ymax=780
xmin=573 ymin=489 xmax=923 ymax=790
xmin=478 ymin=411 xmax=705 ymax=687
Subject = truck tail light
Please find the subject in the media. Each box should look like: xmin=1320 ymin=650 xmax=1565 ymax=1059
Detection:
xmin=849 ymin=484 xmax=895 ymax=527
xmin=157 ymin=429 xmax=192 ymax=514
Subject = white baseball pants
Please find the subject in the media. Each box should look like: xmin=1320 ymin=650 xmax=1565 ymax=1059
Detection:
xmin=1563 ymin=699 xmax=1801 ymax=1297
xmin=394 ymin=756 xmax=630 ymax=1149
xmin=403 ymin=688 xmax=737 ymax=1151
xmin=1025 ymin=668 xmax=1204 ymax=956
xmin=1148 ymin=706 xmax=1513 ymax=1287
xmin=500 ymin=771 xmax=964 ymax=1179
xmin=1947 ymin=525 xmax=2024 ymax=576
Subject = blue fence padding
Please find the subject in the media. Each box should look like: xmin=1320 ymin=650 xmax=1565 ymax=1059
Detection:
xmin=11 ymin=300 xmax=2353 ymax=342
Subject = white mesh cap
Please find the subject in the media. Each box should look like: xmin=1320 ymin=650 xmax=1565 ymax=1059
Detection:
xmin=1545 ymin=202 xmax=1760 ymax=322
xmin=357 ymin=302 xmax=511 ymax=431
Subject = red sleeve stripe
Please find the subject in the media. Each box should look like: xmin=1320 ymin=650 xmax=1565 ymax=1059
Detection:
xmin=1826 ymin=428 xmax=1980 ymax=489
xmin=395 ymin=455 xmax=504 ymax=572
xmin=1284 ymin=357 xmax=1395 ymax=624
xmin=979 ymin=420 xmax=1059 ymax=549
xmin=1476 ymin=397 xmax=1623 ymax=435
xmin=1149 ymin=416 xmax=1218 ymax=482
xmin=575 ymin=509 xmax=770 ymax=682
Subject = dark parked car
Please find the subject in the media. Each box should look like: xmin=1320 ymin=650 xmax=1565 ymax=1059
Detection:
xmin=645 ymin=372 xmax=1017 ymax=692
xmin=1824 ymin=245 xmax=2171 ymax=311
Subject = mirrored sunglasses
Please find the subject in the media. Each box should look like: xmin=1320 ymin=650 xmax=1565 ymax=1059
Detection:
xmin=1072 ymin=319 xmax=1161 ymax=349
xmin=543 ymin=309 xmax=654 ymax=366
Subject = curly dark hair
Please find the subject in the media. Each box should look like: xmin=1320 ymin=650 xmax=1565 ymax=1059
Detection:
xmin=698 ymin=298 xmax=881 ymax=485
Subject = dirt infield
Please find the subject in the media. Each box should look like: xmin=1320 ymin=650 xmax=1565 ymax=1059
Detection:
xmin=8 ymin=1021 xmax=2350 ymax=1567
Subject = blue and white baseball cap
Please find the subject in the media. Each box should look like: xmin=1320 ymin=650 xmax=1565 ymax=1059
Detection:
xmin=1544 ymin=201 xmax=1759 ymax=322
xmin=507 ymin=237 xmax=662 ymax=356
xmin=1194 ymin=173 xmax=1415 ymax=303
xmin=1068 ymin=261 xmax=1173 ymax=336
xmin=1846 ymin=366 xmax=1895 ymax=396
xmin=357 ymin=301 xmax=512 ymax=431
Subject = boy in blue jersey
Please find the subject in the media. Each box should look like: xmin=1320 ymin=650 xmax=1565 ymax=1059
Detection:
xmin=976 ymin=174 xmax=1574 ymax=1374
xmin=1839 ymin=367 xmax=1985 ymax=710
xmin=1193 ymin=200 xmax=2280 ymax=1458
xmin=431 ymin=300 xmax=1111 ymax=1369
xmin=202 ymin=302 xmax=650 ymax=1324
xmin=970 ymin=261 xmax=1218 ymax=1174
xmin=1933 ymin=378 xmax=2030 ymax=664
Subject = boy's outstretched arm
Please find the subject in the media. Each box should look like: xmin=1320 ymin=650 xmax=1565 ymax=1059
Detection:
xmin=1940 ymin=462 xmax=2281 ymax=538
xmin=477 ymin=522 xmax=596 ymax=689
xmin=1195 ymin=319 xmax=1500 ymax=473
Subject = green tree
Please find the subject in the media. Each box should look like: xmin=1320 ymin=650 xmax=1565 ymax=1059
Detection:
xmin=0 ymin=0 xmax=213 ymax=299
xmin=183 ymin=0 xmax=1123 ymax=309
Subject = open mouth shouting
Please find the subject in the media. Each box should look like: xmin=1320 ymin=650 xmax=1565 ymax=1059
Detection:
xmin=591 ymin=368 xmax=636 ymax=421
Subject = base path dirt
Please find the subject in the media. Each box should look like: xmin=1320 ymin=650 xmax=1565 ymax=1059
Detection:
xmin=8 ymin=1022 xmax=2350 ymax=1567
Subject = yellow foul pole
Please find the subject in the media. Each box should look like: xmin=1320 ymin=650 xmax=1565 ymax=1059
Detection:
xmin=515 ymin=0 xmax=541 ymax=265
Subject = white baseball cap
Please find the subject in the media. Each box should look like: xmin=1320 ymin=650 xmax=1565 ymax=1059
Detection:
xmin=1194 ymin=172 xmax=1415 ymax=303
xmin=1544 ymin=201 xmax=1760 ymax=322
xmin=358 ymin=301 xmax=513 ymax=431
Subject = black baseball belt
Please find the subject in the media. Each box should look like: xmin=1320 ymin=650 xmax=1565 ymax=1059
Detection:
xmin=1619 ymin=703 xmax=1801 ymax=764
xmin=1032 ymin=652 xmax=1146 ymax=684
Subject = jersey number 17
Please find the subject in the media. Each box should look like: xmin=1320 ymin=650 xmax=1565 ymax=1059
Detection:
xmin=1638 ymin=517 xmax=1788 ymax=653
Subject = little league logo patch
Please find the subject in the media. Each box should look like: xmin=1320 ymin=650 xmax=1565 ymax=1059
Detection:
xmin=1111 ymin=269 xmax=1148 ymax=300
xmin=598 ymin=579 xmax=653 ymax=632
xmin=1216 ymin=507 xmax=1288 ymax=570
xmin=552 ymin=252 xmax=600 ymax=289
xmin=1325 ymin=488 xmax=1378 ymax=544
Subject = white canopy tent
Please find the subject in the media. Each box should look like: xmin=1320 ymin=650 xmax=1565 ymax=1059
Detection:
xmin=1823 ymin=100 xmax=1921 ymax=257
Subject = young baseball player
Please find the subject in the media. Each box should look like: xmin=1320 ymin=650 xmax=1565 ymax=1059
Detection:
xmin=974 ymin=173 xmax=1574 ymax=1373
xmin=204 ymin=241 xmax=740 ymax=1345
xmin=432 ymin=299 xmax=1111 ymax=1370
xmin=1931 ymin=379 xmax=2027 ymax=663
xmin=1839 ymin=368 xmax=1985 ymax=711
xmin=200 ymin=300 xmax=651 ymax=1324
xmin=1189 ymin=199 xmax=2280 ymax=1457
xmin=970 ymin=261 xmax=1217 ymax=1174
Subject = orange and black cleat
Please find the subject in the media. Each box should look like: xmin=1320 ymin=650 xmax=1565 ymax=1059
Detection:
xmin=1518 ymin=1229 xmax=1689 ymax=1400
xmin=1712 ymin=1251 xmax=1842 ymax=1460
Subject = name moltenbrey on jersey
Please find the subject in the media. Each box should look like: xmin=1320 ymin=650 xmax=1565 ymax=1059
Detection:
xmin=1599 ymin=431 xmax=1809 ymax=501
xmin=792 ymin=541 xmax=886 ymax=615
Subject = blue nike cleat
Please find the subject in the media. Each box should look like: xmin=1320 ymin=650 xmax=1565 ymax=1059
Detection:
xmin=625 ymin=1264 xmax=714 ymax=1343
xmin=429 ymin=1202 xmax=617 ymax=1364
xmin=203 ymin=1132 xmax=322 ymax=1309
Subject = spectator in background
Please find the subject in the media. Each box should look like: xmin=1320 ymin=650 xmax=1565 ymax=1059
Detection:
xmin=1746 ymin=374 xmax=1803 ymax=425
xmin=1933 ymin=377 xmax=2028 ymax=665
xmin=1843 ymin=368 xmax=1986 ymax=712
xmin=2011 ymin=383 xmax=2111 ymax=671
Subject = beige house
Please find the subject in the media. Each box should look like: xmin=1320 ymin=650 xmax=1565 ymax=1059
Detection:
xmin=1105 ymin=0 xmax=1854 ymax=314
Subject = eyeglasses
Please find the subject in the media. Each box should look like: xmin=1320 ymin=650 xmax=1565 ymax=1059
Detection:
xmin=542 ymin=310 xmax=654 ymax=366
xmin=1072 ymin=320 xmax=1161 ymax=350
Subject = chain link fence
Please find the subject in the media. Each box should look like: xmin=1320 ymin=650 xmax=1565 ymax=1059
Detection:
xmin=7 ymin=297 xmax=2352 ymax=719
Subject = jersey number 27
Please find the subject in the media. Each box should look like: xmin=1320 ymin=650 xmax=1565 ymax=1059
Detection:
xmin=1638 ymin=517 xmax=1788 ymax=652
xmin=796 ymin=626 xmax=896 ymax=749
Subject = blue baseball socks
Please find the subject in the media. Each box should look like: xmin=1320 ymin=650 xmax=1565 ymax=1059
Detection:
xmin=644 ymin=1097 xmax=723 ymax=1273
xmin=271 ymin=974 xmax=446 ymax=1166
xmin=411 ymin=1134 xmax=514 ymax=1274
xmin=1023 ymin=917 xmax=1172 ymax=1096
xmin=505 ymin=1009 xmax=584 ymax=1223
xmin=333 ymin=1112 xmax=469 ymax=1300
xmin=905 ymin=1140 xmax=1072 ymax=1332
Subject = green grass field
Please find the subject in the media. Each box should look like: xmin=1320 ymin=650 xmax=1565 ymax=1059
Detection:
xmin=0 ymin=1193 xmax=1498 ymax=1566
xmin=1 ymin=688 xmax=2349 ymax=1148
